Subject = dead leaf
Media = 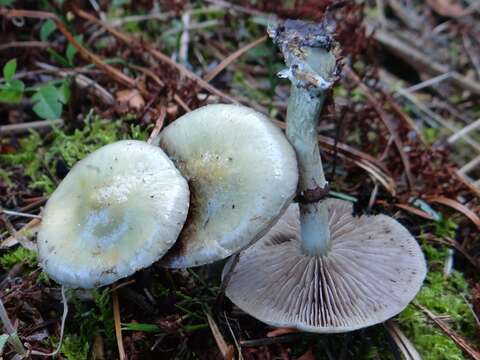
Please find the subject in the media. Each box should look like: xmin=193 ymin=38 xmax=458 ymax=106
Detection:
xmin=426 ymin=0 xmax=469 ymax=17
xmin=116 ymin=89 xmax=145 ymax=111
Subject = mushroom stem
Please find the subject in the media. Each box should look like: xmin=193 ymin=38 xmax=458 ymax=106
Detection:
xmin=270 ymin=20 xmax=337 ymax=256
xmin=286 ymin=84 xmax=330 ymax=255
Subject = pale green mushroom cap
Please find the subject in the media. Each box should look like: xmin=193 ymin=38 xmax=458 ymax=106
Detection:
xmin=37 ymin=140 xmax=190 ymax=288
xmin=157 ymin=104 xmax=298 ymax=268
xmin=224 ymin=199 xmax=427 ymax=333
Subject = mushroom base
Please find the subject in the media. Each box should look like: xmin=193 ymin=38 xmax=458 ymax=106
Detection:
xmin=224 ymin=199 xmax=427 ymax=333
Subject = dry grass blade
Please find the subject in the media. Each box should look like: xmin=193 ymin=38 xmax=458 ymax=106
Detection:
xmin=204 ymin=35 xmax=268 ymax=82
xmin=344 ymin=66 xmax=414 ymax=189
xmin=418 ymin=304 xmax=480 ymax=360
xmin=112 ymin=290 xmax=126 ymax=360
xmin=384 ymin=320 xmax=422 ymax=360
xmin=426 ymin=196 xmax=480 ymax=229
xmin=206 ymin=313 xmax=234 ymax=360
xmin=73 ymin=8 xmax=239 ymax=104
xmin=393 ymin=203 xmax=435 ymax=220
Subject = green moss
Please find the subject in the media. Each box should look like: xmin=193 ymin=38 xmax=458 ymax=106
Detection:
xmin=60 ymin=288 xmax=115 ymax=359
xmin=0 ymin=116 xmax=148 ymax=194
xmin=60 ymin=335 xmax=90 ymax=360
xmin=0 ymin=247 xmax=37 ymax=269
xmin=397 ymin=243 xmax=477 ymax=360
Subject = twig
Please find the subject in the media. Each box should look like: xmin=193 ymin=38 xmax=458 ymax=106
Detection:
xmin=147 ymin=106 xmax=166 ymax=144
xmin=108 ymin=12 xmax=175 ymax=27
xmin=417 ymin=304 xmax=480 ymax=360
xmin=448 ymin=118 xmax=480 ymax=144
xmin=204 ymin=0 xmax=273 ymax=18
xmin=384 ymin=320 xmax=422 ymax=360
xmin=370 ymin=25 xmax=480 ymax=95
xmin=73 ymin=8 xmax=238 ymax=104
xmin=179 ymin=11 xmax=191 ymax=65
xmin=426 ymin=195 xmax=480 ymax=229
xmin=204 ymin=35 xmax=268 ymax=82
xmin=344 ymin=66 xmax=414 ymax=189
xmin=35 ymin=62 xmax=115 ymax=105
xmin=1 ymin=209 xmax=41 ymax=219
xmin=0 ymin=119 xmax=64 ymax=136
xmin=404 ymin=72 xmax=453 ymax=93
xmin=112 ymin=290 xmax=126 ymax=360
xmin=0 ymin=8 xmax=147 ymax=95
xmin=0 ymin=41 xmax=50 ymax=51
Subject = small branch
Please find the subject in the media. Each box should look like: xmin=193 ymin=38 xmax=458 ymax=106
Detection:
xmin=344 ymin=66 xmax=414 ymax=189
xmin=0 ymin=8 xmax=146 ymax=95
xmin=73 ymin=8 xmax=238 ymax=104
xmin=0 ymin=119 xmax=64 ymax=136
xmin=418 ymin=304 xmax=480 ymax=360
xmin=370 ymin=25 xmax=480 ymax=96
xmin=0 ymin=41 xmax=50 ymax=51
xmin=204 ymin=35 xmax=268 ymax=82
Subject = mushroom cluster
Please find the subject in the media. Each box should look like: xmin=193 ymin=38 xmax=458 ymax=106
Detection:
xmin=36 ymin=18 xmax=426 ymax=336
xmin=38 ymin=105 xmax=298 ymax=288
xmin=224 ymin=20 xmax=427 ymax=333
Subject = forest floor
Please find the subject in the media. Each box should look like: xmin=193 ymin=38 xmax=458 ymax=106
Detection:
xmin=1 ymin=0 xmax=480 ymax=359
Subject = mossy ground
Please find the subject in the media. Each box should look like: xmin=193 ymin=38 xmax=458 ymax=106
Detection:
xmin=1 ymin=118 xmax=478 ymax=359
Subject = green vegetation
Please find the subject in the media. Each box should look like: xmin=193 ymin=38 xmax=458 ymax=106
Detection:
xmin=398 ymin=243 xmax=476 ymax=360
xmin=0 ymin=247 xmax=37 ymax=269
xmin=0 ymin=115 xmax=148 ymax=194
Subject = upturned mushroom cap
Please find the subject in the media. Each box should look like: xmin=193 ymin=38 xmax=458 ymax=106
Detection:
xmin=157 ymin=104 xmax=298 ymax=268
xmin=224 ymin=199 xmax=426 ymax=333
xmin=37 ymin=140 xmax=190 ymax=288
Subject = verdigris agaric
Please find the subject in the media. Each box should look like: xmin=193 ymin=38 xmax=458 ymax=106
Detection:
xmin=224 ymin=20 xmax=427 ymax=333
xmin=37 ymin=140 xmax=189 ymax=288
xmin=156 ymin=104 xmax=299 ymax=268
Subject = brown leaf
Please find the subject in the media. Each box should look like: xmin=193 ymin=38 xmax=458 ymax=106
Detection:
xmin=116 ymin=89 xmax=145 ymax=111
xmin=426 ymin=0 xmax=468 ymax=17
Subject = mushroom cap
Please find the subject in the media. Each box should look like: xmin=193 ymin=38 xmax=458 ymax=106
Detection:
xmin=224 ymin=199 xmax=426 ymax=333
xmin=158 ymin=104 xmax=298 ymax=268
xmin=37 ymin=140 xmax=190 ymax=288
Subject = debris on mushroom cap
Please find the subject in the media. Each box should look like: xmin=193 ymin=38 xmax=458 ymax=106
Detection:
xmin=37 ymin=140 xmax=190 ymax=288
xmin=224 ymin=199 xmax=427 ymax=333
xmin=157 ymin=104 xmax=298 ymax=268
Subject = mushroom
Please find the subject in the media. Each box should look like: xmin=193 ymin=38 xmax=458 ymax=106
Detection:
xmin=224 ymin=200 xmax=427 ymax=332
xmin=224 ymin=20 xmax=426 ymax=332
xmin=156 ymin=104 xmax=298 ymax=268
xmin=37 ymin=140 xmax=190 ymax=288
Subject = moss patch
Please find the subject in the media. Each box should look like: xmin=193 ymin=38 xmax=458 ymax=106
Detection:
xmin=0 ymin=115 xmax=148 ymax=194
xmin=398 ymin=243 xmax=477 ymax=360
